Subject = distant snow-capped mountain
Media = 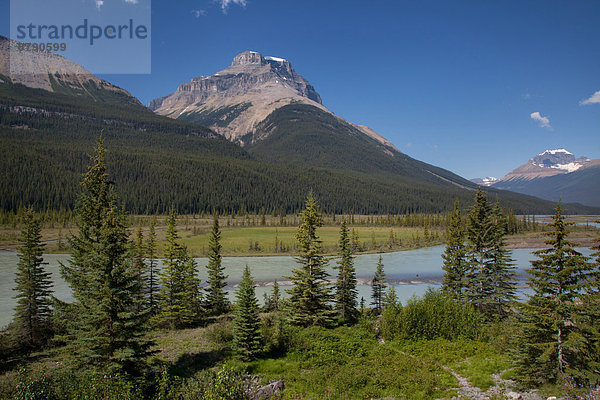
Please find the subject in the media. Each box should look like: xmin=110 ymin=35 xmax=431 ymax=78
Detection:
xmin=497 ymin=149 xmax=591 ymax=182
xmin=491 ymin=149 xmax=599 ymax=207
xmin=470 ymin=177 xmax=498 ymax=187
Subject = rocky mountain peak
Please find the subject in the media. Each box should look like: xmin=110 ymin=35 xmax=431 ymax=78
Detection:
xmin=529 ymin=149 xmax=590 ymax=173
xmin=495 ymin=148 xmax=592 ymax=183
xmin=232 ymin=51 xmax=266 ymax=66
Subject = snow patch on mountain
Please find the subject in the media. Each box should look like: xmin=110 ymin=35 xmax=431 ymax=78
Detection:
xmin=265 ymin=56 xmax=286 ymax=62
xmin=539 ymin=149 xmax=572 ymax=156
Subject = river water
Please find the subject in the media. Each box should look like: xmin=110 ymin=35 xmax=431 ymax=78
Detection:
xmin=0 ymin=246 xmax=595 ymax=328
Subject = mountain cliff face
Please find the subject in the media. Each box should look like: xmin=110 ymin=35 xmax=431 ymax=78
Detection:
xmin=492 ymin=149 xmax=599 ymax=207
xmin=149 ymin=50 xmax=396 ymax=151
xmin=0 ymin=35 xmax=140 ymax=106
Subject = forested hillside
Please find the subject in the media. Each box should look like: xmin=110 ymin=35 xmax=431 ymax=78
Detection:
xmin=1 ymin=79 xmax=597 ymax=215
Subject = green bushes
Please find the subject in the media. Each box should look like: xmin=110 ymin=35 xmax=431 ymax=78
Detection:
xmin=381 ymin=288 xmax=484 ymax=341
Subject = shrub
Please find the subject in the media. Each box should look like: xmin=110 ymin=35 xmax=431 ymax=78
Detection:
xmin=202 ymin=363 xmax=248 ymax=400
xmin=205 ymin=319 xmax=234 ymax=345
xmin=381 ymin=288 xmax=484 ymax=341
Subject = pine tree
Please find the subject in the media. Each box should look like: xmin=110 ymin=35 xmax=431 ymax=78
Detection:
xmin=233 ymin=265 xmax=262 ymax=360
xmin=132 ymin=225 xmax=146 ymax=313
xmin=383 ymin=286 xmax=399 ymax=311
xmin=155 ymin=210 xmax=200 ymax=328
xmin=371 ymin=255 xmax=386 ymax=314
xmin=465 ymin=188 xmax=495 ymax=314
xmin=488 ymin=202 xmax=517 ymax=318
xmin=577 ymin=219 xmax=600 ymax=384
xmin=264 ymin=280 xmax=280 ymax=311
xmin=13 ymin=209 xmax=53 ymax=348
xmin=514 ymin=203 xmax=594 ymax=386
xmin=441 ymin=199 xmax=468 ymax=301
xmin=334 ymin=220 xmax=358 ymax=324
xmin=60 ymin=139 xmax=152 ymax=374
xmin=286 ymin=192 xmax=334 ymax=326
xmin=205 ymin=215 xmax=229 ymax=315
xmin=146 ymin=217 xmax=158 ymax=313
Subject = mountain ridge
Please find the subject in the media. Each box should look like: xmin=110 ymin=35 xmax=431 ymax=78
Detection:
xmin=0 ymin=35 xmax=141 ymax=107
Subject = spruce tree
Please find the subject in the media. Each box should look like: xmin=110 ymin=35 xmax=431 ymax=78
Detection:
xmin=205 ymin=215 xmax=229 ymax=315
xmin=146 ymin=217 xmax=158 ymax=313
xmin=233 ymin=265 xmax=261 ymax=360
xmin=578 ymin=219 xmax=600 ymax=384
xmin=371 ymin=255 xmax=386 ymax=314
xmin=465 ymin=188 xmax=495 ymax=314
xmin=334 ymin=220 xmax=358 ymax=324
xmin=441 ymin=199 xmax=468 ymax=301
xmin=13 ymin=209 xmax=53 ymax=348
xmin=286 ymin=192 xmax=334 ymax=326
xmin=488 ymin=202 xmax=517 ymax=317
xmin=264 ymin=280 xmax=280 ymax=311
xmin=155 ymin=211 xmax=200 ymax=328
xmin=60 ymin=139 xmax=152 ymax=374
xmin=514 ymin=204 xmax=594 ymax=386
xmin=132 ymin=225 xmax=146 ymax=313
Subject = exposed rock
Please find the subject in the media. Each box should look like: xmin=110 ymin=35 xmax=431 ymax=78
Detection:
xmin=149 ymin=50 xmax=399 ymax=152
xmin=244 ymin=376 xmax=284 ymax=399
xmin=0 ymin=35 xmax=139 ymax=105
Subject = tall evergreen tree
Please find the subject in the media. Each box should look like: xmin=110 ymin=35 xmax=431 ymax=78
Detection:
xmin=155 ymin=211 xmax=200 ymax=328
xmin=371 ymin=255 xmax=386 ymax=314
xmin=488 ymin=202 xmax=517 ymax=318
xmin=13 ymin=209 xmax=53 ymax=348
xmin=441 ymin=199 xmax=468 ymax=301
xmin=205 ymin=216 xmax=229 ymax=315
xmin=233 ymin=265 xmax=262 ymax=360
xmin=334 ymin=220 xmax=358 ymax=324
xmin=146 ymin=217 xmax=158 ymax=313
xmin=577 ymin=219 xmax=600 ymax=384
xmin=286 ymin=192 xmax=334 ymax=326
xmin=132 ymin=225 xmax=146 ymax=313
xmin=465 ymin=188 xmax=495 ymax=314
xmin=514 ymin=203 xmax=594 ymax=386
xmin=60 ymin=139 xmax=152 ymax=374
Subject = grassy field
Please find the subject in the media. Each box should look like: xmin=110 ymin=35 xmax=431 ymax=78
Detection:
xmin=1 ymin=214 xmax=597 ymax=256
xmin=0 ymin=214 xmax=444 ymax=256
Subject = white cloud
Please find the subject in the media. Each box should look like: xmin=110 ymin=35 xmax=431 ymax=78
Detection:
xmin=124 ymin=0 xmax=139 ymax=3
xmin=580 ymin=90 xmax=600 ymax=105
xmin=95 ymin=0 xmax=104 ymax=9
xmin=192 ymin=9 xmax=206 ymax=17
xmin=220 ymin=0 xmax=247 ymax=14
xmin=530 ymin=112 xmax=551 ymax=129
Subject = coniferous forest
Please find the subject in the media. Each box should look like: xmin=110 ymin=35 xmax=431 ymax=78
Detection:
xmin=1 ymin=140 xmax=599 ymax=399
xmin=2 ymin=79 xmax=598 ymax=216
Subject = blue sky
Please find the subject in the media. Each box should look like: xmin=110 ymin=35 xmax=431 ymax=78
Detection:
xmin=2 ymin=0 xmax=599 ymax=179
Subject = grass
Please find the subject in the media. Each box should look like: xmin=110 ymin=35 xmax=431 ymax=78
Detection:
xmin=391 ymin=339 xmax=511 ymax=392
xmin=3 ymin=321 xmax=518 ymax=399
xmin=247 ymin=326 xmax=459 ymax=399
xmin=0 ymin=217 xmax=443 ymax=256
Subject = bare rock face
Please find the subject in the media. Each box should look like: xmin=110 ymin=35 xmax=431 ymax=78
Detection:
xmin=149 ymin=51 xmax=327 ymax=144
xmin=0 ymin=35 xmax=139 ymax=105
xmin=150 ymin=50 xmax=398 ymax=151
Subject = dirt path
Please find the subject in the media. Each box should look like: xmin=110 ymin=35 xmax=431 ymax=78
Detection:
xmin=377 ymin=337 xmax=543 ymax=400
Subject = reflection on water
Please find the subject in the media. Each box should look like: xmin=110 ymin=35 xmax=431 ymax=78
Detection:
xmin=0 ymin=245 xmax=594 ymax=328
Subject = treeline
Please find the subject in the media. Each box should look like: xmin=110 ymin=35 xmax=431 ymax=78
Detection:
xmin=2 ymin=79 xmax=596 ymax=216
